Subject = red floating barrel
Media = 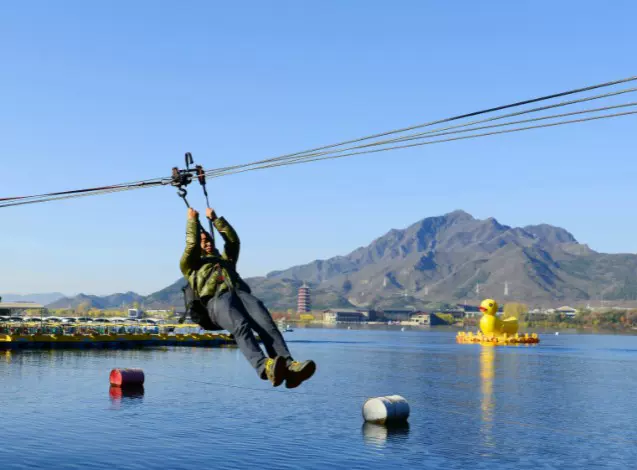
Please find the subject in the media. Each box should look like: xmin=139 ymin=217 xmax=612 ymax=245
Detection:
xmin=110 ymin=368 xmax=145 ymax=387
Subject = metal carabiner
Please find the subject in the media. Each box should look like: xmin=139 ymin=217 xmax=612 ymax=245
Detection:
xmin=177 ymin=187 xmax=190 ymax=208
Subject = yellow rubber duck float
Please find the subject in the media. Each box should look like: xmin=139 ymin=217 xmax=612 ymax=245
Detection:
xmin=456 ymin=298 xmax=539 ymax=345
xmin=479 ymin=299 xmax=518 ymax=336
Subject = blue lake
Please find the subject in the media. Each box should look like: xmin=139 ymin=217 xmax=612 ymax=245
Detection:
xmin=2 ymin=327 xmax=637 ymax=469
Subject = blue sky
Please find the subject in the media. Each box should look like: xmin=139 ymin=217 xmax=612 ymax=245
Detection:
xmin=1 ymin=1 xmax=635 ymax=296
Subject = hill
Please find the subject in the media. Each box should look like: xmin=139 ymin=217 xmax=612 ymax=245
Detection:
xmin=47 ymin=292 xmax=145 ymax=310
xmin=44 ymin=210 xmax=637 ymax=310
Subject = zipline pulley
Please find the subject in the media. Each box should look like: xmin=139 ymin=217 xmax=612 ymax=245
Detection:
xmin=171 ymin=152 xmax=215 ymax=245
xmin=171 ymin=153 xmax=197 ymax=207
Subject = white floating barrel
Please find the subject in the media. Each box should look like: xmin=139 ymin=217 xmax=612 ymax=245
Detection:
xmin=362 ymin=395 xmax=410 ymax=424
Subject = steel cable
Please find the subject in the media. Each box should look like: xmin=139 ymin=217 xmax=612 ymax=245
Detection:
xmin=1 ymin=76 xmax=635 ymax=208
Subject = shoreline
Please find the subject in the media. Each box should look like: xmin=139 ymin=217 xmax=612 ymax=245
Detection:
xmin=284 ymin=321 xmax=637 ymax=336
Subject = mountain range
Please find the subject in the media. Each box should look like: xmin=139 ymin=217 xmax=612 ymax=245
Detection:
xmin=0 ymin=292 xmax=66 ymax=305
xmin=42 ymin=210 xmax=637 ymax=311
xmin=47 ymin=292 xmax=145 ymax=310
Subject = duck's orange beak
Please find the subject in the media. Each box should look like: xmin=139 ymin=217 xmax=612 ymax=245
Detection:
xmin=479 ymin=306 xmax=487 ymax=312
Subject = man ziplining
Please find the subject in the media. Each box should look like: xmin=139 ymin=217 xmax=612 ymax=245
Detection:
xmin=179 ymin=206 xmax=316 ymax=388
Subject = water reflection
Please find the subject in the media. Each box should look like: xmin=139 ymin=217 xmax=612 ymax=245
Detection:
xmin=3 ymin=350 xmax=11 ymax=363
xmin=362 ymin=422 xmax=410 ymax=447
xmin=480 ymin=345 xmax=495 ymax=449
xmin=109 ymin=385 xmax=145 ymax=409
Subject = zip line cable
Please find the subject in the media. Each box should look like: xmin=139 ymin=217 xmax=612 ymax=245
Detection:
xmin=0 ymin=187 xmax=140 ymax=208
xmin=0 ymin=179 xmax=167 ymax=203
xmin=317 ymin=88 xmax=637 ymax=154
xmin=201 ymin=75 xmax=637 ymax=175
xmin=3 ymin=88 xmax=632 ymax=207
xmin=3 ymin=78 xmax=636 ymax=201
xmin=201 ymin=110 xmax=637 ymax=179
xmin=1 ymin=108 xmax=634 ymax=209
xmin=202 ymin=103 xmax=637 ymax=179
xmin=1 ymin=109 xmax=635 ymax=208
xmin=353 ymin=102 xmax=637 ymax=147
xmin=1 ymin=76 xmax=635 ymax=208
xmin=202 ymin=85 xmax=637 ymax=177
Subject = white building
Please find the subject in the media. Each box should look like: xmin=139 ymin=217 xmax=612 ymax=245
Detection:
xmin=555 ymin=306 xmax=578 ymax=317
xmin=128 ymin=308 xmax=144 ymax=320
xmin=409 ymin=313 xmax=431 ymax=325
xmin=323 ymin=309 xmax=370 ymax=323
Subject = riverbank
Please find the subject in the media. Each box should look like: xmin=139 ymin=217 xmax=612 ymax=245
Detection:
xmin=462 ymin=316 xmax=637 ymax=334
xmin=284 ymin=320 xmax=637 ymax=336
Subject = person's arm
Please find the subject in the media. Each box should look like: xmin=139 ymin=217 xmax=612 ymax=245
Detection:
xmin=206 ymin=208 xmax=240 ymax=266
xmin=180 ymin=208 xmax=202 ymax=277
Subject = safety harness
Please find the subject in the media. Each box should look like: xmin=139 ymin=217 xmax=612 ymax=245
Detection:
xmin=172 ymin=153 xmax=237 ymax=330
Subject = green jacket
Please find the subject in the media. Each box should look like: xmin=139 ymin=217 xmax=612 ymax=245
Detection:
xmin=179 ymin=216 xmax=249 ymax=299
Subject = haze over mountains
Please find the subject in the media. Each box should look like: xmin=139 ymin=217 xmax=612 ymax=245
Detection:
xmin=34 ymin=210 xmax=637 ymax=311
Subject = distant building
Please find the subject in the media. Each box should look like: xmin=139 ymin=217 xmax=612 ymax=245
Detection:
xmin=323 ymin=309 xmax=370 ymax=323
xmin=439 ymin=306 xmax=466 ymax=319
xmin=380 ymin=309 xmax=415 ymax=322
xmin=463 ymin=304 xmax=481 ymax=317
xmin=128 ymin=308 xmax=144 ymax=320
xmin=464 ymin=310 xmax=481 ymax=318
xmin=297 ymin=283 xmax=311 ymax=313
xmin=146 ymin=309 xmax=171 ymax=316
xmin=555 ymin=306 xmax=578 ymax=317
xmin=0 ymin=302 xmax=46 ymax=317
xmin=409 ymin=312 xmax=431 ymax=325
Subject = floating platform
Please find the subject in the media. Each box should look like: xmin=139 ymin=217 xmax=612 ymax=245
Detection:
xmin=0 ymin=332 xmax=237 ymax=349
xmin=0 ymin=322 xmax=240 ymax=350
xmin=456 ymin=331 xmax=540 ymax=345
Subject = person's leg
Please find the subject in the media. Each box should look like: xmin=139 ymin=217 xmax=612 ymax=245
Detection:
xmin=236 ymin=290 xmax=292 ymax=361
xmin=208 ymin=291 xmax=286 ymax=384
xmin=236 ymin=290 xmax=316 ymax=389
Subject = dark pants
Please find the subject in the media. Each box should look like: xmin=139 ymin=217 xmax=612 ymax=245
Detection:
xmin=207 ymin=289 xmax=293 ymax=377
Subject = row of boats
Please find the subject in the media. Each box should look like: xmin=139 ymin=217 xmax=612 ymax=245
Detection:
xmin=0 ymin=321 xmax=238 ymax=349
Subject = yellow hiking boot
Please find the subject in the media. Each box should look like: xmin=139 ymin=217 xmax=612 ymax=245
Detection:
xmin=285 ymin=360 xmax=316 ymax=389
xmin=264 ymin=356 xmax=287 ymax=387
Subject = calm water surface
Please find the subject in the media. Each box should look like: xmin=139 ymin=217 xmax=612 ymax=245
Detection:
xmin=2 ymin=327 xmax=637 ymax=469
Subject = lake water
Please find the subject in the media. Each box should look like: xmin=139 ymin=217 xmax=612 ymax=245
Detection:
xmin=2 ymin=327 xmax=637 ymax=469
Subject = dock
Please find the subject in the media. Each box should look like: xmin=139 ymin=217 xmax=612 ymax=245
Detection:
xmin=0 ymin=321 xmax=240 ymax=350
